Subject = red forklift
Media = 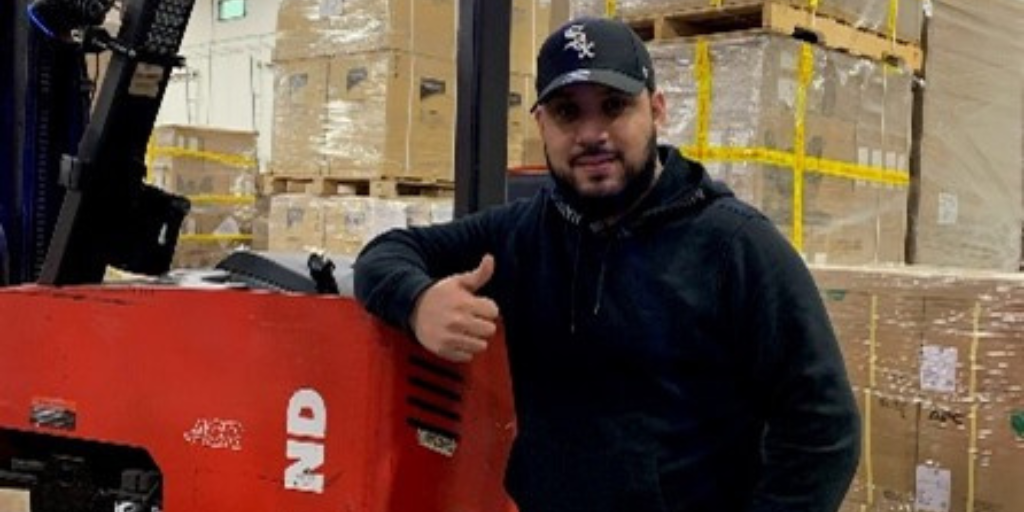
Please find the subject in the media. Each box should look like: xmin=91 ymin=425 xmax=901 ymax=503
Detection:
xmin=0 ymin=1 xmax=532 ymax=510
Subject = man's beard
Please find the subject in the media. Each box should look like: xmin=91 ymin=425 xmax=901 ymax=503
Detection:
xmin=547 ymin=135 xmax=659 ymax=221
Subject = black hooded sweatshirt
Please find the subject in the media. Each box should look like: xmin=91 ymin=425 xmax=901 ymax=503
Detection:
xmin=354 ymin=146 xmax=860 ymax=512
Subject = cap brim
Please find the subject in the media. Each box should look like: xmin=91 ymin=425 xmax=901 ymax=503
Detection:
xmin=532 ymin=69 xmax=646 ymax=111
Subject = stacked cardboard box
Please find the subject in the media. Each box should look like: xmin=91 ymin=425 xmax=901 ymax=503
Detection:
xmin=322 ymin=197 xmax=409 ymax=255
xmin=910 ymin=0 xmax=1024 ymax=271
xmin=272 ymin=0 xmax=557 ymax=179
xmin=650 ymin=32 xmax=912 ymax=265
xmin=508 ymin=72 xmax=546 ymax=169
xmin=273 ymin=52 xmax=456 ymax=181
xmin=271 ymin=0 xmax=457 ymax=181
xmin=149 ymin=125 xmax=258 ymax=269
xmin=814 ymin=266 xmax=1024 ymax=512
xmin=267 ymin=194 xmax=325 ymax=252
xmin=569 ymin=0 xmax=922 ymax=44
xmin=268 ymin=194 xmax=452 ymax=256
xmin=151 ymin=125 xmax=258 ymax=197
xmin=274 ymin=0 xmax=456 ymax=61
xmin=508 ymin=0 xmax=556 ymax=169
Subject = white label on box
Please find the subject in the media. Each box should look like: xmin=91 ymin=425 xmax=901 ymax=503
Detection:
xmin=921 ymin=345 xmax=958 ymax=393
xmin=431 ymin=203 xmax=454 ymax=224
xmin=937 ymin=192 xmax=958 ymax=225
xmin=885 ymin=151 xmax=897 ymax=171
xmin=858 ymin=147 xmax=870 ymax=167
xmin=871 ymin=149 xmax=884 ymax=168
xmin=915 ymin=465 xmax=951 ymax=512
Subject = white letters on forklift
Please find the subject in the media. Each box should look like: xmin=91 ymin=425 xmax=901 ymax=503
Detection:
xmin=285 ymin=388 xmax=327 ymax=494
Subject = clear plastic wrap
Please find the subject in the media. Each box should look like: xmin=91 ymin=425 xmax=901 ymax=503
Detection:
xmin=151 ymin=125 xmax=258 ymax=197
xmin=322 ymin=197 xmax=408 ymax=255
xmin=271 ymin=59 xmax=329 ymax=177
xmin=274 ymin=0 xmax=457 ymax=61
xmin=910 ymin=0 xmax=1024 ymax=272
xmin=650 ymin=31 xmax=913 ymax=265
xmin=569 ymin=0 xmax=922 ymax=43
xmin=813 ymin=265 xmax=1024 ymax=512
xmin=269 ymin=194 xmax=453 ymax=255
xmin=149 ymin=125 xmax=258 ymax=269
xmin=268 ymin=194 xmax=327 ymax=251
xmin=402 ymin=197 xmax=455 ymax=226
xmin=272 ymin=51 xmax=456 ymax=181
xmin=174 ymin=202 xmax=258 ymax=268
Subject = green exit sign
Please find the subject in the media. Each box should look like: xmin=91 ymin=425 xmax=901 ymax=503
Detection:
xmin=218 ymin=0 xmax=246 ymax=21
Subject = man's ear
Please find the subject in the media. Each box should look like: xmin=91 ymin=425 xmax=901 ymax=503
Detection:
xmin=650 ymin=89 xmax=667 ymax=127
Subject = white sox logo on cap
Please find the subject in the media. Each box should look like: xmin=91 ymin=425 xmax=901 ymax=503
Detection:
xmin=563 ymin=24 xmax=595 ymax=60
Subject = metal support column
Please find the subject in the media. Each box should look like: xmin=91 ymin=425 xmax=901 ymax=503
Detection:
xmin=454 ymin=0 xmax=512 ymax=217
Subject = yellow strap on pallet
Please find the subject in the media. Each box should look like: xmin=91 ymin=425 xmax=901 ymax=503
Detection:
xmin=683 ymin=38 xmax=910 ymax=253
xmin=683 ymin=145 xmax=909 ymax=187
xmin=180 ymin=233 xmax=253 ymax=243
xmin=887 ymin=0 xmax=900 ymax=44
xmin=187 ymin=194 xmax=256 ymax=206
xmin=694 ymin=38 xmax=713 ymax=161
xmin=703 ymin=146 xmax=794 ymax=167
xmin=710 ymin=0 xmax=724 ymax=7
xmin=145 ymin=136 xmax=156 ymax=182
xmin=605 ymin=0 xmax=617 ymax=18
xmin=966 ymin=301 xmax=981 ymax=512
xmin=792 ymin=43 xmax=814 ymax=251
xmin=149 ymin=146 xmax=257 ymax=170
xmin=807 ymin=156 xmax=910 ymax=186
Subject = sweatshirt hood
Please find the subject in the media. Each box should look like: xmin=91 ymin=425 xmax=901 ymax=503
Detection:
xmin=550 ymin=145 xmax=734 ymax=333
xmin=552 ymin=145 xmax=732 ymax=236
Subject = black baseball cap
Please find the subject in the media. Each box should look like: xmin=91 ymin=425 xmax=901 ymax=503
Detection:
xmin=534 ymin=17 xmax=655 ymax=110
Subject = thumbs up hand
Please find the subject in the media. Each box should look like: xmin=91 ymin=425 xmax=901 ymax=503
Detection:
xmin=411 ymin=255 xmax=501 ymax=363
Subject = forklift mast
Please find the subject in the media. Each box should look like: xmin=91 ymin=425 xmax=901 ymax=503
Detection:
xmin=1 ymin=0 xmax=91 ymax=285
xmin=37 ymin=0 xmax=196 ymax=285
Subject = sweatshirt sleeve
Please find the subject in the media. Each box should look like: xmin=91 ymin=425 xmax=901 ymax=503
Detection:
xmin=353 ymin=204 xmax=512 ymax=334
xmin=724 ymin=215 xmax=861 ymax=512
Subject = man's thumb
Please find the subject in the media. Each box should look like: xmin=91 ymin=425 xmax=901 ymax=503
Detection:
xmin=459 ymin=254 xmax=495 ymax=292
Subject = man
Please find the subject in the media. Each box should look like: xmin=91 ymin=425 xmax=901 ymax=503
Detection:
xmin=355 ymin=17 xmax=859 ymax=512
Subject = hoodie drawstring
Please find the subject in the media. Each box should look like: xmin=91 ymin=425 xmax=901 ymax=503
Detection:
xmin=593 ymin=237 xmax=613 ymax=316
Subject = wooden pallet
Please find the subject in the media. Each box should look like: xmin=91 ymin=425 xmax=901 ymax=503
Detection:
xmin=369 ymin=178 xmax=455 ymax=199
xmin=262 ymin=174 xmax=454 ymax=199
xmin=624 ymin=1 xmax=923 ymax=71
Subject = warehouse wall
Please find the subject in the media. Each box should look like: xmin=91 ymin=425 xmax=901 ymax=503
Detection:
xmin=157 ymin=0 xmax=285 ymax=171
